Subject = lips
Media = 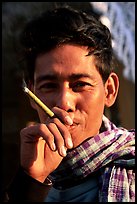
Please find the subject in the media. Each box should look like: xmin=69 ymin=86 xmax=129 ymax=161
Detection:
xmin=66 ymin=122 xmax=79 ymax=130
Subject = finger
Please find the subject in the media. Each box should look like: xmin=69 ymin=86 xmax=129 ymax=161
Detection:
xmin=47 ymin=122 xmax=67 ymax=157
xmin=50 ymin=117 xmax=73 ymax=149
xmin=20 ymin=124 xmax=56 ymax=152
xmin=52 ymin=107 xmax=74 ymax=125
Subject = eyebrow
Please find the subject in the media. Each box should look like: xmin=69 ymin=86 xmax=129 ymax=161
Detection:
xmin=35 ymin=73 xmax=94 ymax=84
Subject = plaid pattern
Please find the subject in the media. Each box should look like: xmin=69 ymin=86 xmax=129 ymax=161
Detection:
xmin=50 ymin=115 xmax=135 ymax=202
xmin=99 ymin=166 xmax=135 ymax=202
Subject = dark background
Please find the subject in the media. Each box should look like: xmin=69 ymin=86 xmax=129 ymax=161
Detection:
xmin=2 ymin=2 xmax=135 ymax=192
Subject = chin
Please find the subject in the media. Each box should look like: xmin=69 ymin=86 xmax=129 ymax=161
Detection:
xmin=71 ymin=132 xmax=87 ymax=148
xmin=71 ymin=128 xmax=96 ymax=148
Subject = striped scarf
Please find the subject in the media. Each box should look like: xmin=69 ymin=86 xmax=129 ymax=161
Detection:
xmin=49 ymin=115 xmax=135 ymax=202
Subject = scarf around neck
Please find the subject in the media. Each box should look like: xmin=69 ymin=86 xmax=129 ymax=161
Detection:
xmin=49 ymin=115 xmax=135 ymax=201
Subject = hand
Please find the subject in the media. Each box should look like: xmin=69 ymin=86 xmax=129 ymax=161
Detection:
xmin=20 ymin=108 xmax=73 ymax=182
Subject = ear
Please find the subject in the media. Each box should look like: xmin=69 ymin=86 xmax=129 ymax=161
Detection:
xmin=27 ymin=81 xmax=37 ymax=110
xmin=104 ymin=72 xmax=119 ymax=107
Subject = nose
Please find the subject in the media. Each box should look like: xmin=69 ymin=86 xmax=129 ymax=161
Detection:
xmin=56 ymin=86 xmax=76 ymax=112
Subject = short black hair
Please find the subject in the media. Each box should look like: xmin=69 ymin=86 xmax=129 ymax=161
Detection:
xmin=20 ymin=6 xmax=113 ymax=83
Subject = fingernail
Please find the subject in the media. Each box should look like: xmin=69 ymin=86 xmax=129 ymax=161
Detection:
xmin=60 ymin=146 xmax=67 ymax=157
xmin=65 ymin=116 xmax=73 ymax=125
xmin=51 ymin=143 xmax=56 ymax=151
xmin=67 ymin=138 xmax=73 ymax=148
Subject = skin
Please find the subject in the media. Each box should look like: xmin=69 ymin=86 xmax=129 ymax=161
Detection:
xmin=20 ymin=44 xmax=119 ymax=182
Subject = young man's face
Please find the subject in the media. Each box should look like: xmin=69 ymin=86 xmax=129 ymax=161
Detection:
xmin=32 ymin=44 xmax=109 ymax=147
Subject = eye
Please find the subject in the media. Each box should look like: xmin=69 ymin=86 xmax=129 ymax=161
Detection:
xmin=71 ymin=81 xmax=92 ymax=92
xmin=38 ymin=82 xmax=58 ymax=92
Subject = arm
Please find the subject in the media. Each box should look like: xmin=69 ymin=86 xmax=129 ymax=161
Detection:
xmin=2 ymin=108 xmax=73 ymax=202
xmin=2 ymin=167 xmax=52 ymax=202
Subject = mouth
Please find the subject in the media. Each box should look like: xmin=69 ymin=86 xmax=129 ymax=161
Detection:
xmin=66 ymin=122 xmax=79 ymax=130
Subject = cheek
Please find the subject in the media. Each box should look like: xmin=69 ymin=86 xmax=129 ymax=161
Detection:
xmin=34 ymin=107 xmax=48 ymax=123
xmin=33 ymin=92 xmax=57 ymax=123
xmin=81 ymin=88 xmax=105 ymax=113
xmin=35 ymin=91 xmax=56 ymax=109
xmin=81 ymin=89 xmax=105 ymax=130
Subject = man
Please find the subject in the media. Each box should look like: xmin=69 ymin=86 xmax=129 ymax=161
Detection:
xmin=3 ymin=6 xmax=135 ymax=202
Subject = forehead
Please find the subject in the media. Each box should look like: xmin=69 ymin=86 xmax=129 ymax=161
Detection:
xmin=34 ymin=44 xmax=99 ymax=79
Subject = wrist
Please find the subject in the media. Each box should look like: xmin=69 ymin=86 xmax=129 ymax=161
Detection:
xmin=23 ymin=169 xmax=49 ymax=183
